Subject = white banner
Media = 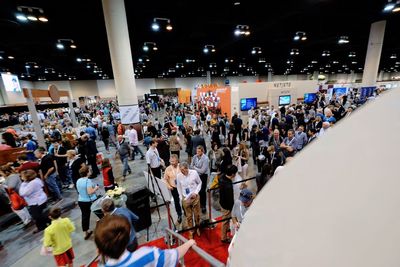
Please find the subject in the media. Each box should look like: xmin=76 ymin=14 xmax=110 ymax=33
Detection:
xmin=119 ymin=105 xmax=140 ymax=124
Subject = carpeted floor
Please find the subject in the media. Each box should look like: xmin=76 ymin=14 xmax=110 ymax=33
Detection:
xmin=142 ymin=217 xmax=229 ymax=266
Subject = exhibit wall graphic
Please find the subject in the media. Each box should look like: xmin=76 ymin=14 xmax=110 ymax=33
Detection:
xmin=120 ymin=104 xmax=140 ymax=124
xmin=177 ymin=88 xmax=191 ymax=104
xmin=196 ymin=85 xmax=231 ymax=118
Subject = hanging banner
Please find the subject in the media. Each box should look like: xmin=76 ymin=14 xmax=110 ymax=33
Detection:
xmin=119 ymin=104 xmax=140 ymax=124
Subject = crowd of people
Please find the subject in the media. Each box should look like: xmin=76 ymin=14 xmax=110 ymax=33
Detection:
xmin=0 ymin=89 xmax=374 ymax=266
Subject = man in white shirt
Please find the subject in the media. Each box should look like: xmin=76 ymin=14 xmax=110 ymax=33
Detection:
xmin=128 ymin=125 xmax=145 ymax=160
xmin=176 ymin=162 xmax=202 ymax=239
xmin=146 ymin=140 xmax=162 ymax=179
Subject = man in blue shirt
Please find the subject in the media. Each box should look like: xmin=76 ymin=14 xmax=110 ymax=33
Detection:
xmin=85 ymin=124 xmax=97 ymax=141
xmin=102 ymin=198 xmax=139 ymax=252
xmin=21 ymin=136 xmax=37 ymax=161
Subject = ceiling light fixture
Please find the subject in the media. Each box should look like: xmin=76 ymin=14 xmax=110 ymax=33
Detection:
xmin=16 ymin=6 xmax=48 ymax=23
xmin=251 ymin=47 xmax=262 ymax=55
xmin=143 ymin=42 xmax=157 ymax=52
xmin=203 ymin=45 xmax=216 ymax=54
xmin=152 ymin=17 xmax=173 ymax=32
xmin=290 ymin=48 xmax=300 ymax=55
xmin=294 ymin=31 xmax=307 ymax=41
xmin=322 ymin=50 xmax=331 ymax=57
xmin=56 ymin=39 xmax=76 ymax=50
xmin=390 ymin=54 xmax=397 ymax=59
xmin=349 ymin=52 xmax=356 ymax=57
xmin=383 ymin=0 xmax=396 ymax=11
xmin=8 ymin=56 xmax=14 ymax=59
xmin=234 ymin=25 xmax=251 ymax=36
xmin=338 ymin=36 xmax=350 ymax=44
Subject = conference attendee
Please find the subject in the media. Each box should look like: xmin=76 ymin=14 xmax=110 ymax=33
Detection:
xmin=176 ymin=162 xmax=202 ymax=239
xmin=116 ymin=135 xmax=132 ymax=180
xmin=2 ymin=131 xmax=17 ymax=148
xmin=78 ymin=134 xmax=100 ymax=178
xmin=94 ymin=215 xmax=196 ymax=267
xmin=66 ymin=150 xmax=85 ymax=189
xmin=128 ymin=125 xmax=145 ymax=160
xmin=17 ymin=154 xmax=40 ymax=173
xmin=295 ymin=125 xmax=308 ymax=151
xmin=21 ymin=136 xmax=37 ymax=161
xmin=19 ymin=169 xmax=50 ymax=233
xmin=256 ymin=164 xmax=272 ymax=193
xmin=85 ymin=123 xmax=97 ymax=141
xmin=210 ymin=125 xmax=222 ymax=148
xmin=220 ymin=147 xmax=233 ymax=172
xmin=280 ymin=129 xmax=298 ymax=158
xmin=190 ymin=129 xmax=206 ymax=156
xmin=146 ymin=140 xmax=162 ymax=179
xmin=268 ymin=129 xmax=283 ymax=153
xmin=236 ymin=142 xmax=250 ymax=180
xmin=76 ymin=166 xmax=100 ymax=240
xmin=307 ymin=128 xmax=318 ymax=144
xmin=208 ymin=142 xmax=224 ymax=173
xmin=101 ymin=158 xmax=117 ymax=191
xmin=227 ymin=124 xmax=238 ymax=150
xmin=163 ymin=154 xmax=183 ymax=223
xmin=231 ymin=189 xmax=254 ymax=234
xmin=157 ymin=131 xmax=170 ymax=167
xmin=53 ymin=140 xmax=70 ymax=189
xmin=313 ymin=115 xmax=323 ymax=132
xmin=184 ymin=126 xmax=194 ymax=164
xmin=190 ymin=145 xmax=209 ymax=214
xmin=169 ymin=131 xmax=181 ymax=159
xmin=233 ymin=114 xmax=243 ymax=141
xmin=101 ymin=198 xmax=139 ymax=252
xmin=34 ymin=147 xmax=62 ymax=202
xmin=218 ymin=165 xmax=238 ymax=243
xmin=100 ymin=123 xmax=111 ymax=153
xmin=0 ymin=165 xmax=32 ymax=226
xmin=318 ymin=121 xmax=330 ymax=137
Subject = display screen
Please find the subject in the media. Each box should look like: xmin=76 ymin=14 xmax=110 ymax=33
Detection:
xmin=240 ymin=98 xmax=257 ymax=111
xmin=360 ymin=87 xmax=376 ymax=99
xmin=333 ymin=87 xmax=347 ymax=97
xmin=1 ymin=73 xmax=21 ymax=92
xmin=279 ymin=95 xmax=291 ymax=106
xmin=304 ymin=93 xmax=317 ymax=104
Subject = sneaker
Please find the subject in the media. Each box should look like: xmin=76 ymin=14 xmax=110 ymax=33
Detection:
xmin=201 ymin=207 xmax=207 ymax=214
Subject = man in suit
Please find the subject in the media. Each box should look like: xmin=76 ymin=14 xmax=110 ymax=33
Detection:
xmin=307 ymin=128 xmax=318 ymax=144
xmin=233 ymin=115 xmax=243 ymax=141
xmin=190 ymin=129 xmax=206 ymax=156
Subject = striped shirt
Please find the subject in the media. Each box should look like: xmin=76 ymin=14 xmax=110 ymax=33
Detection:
xmin=105 ymin=247 xmax=178 ymax=267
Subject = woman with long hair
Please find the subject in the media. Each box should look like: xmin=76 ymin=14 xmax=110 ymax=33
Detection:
xmin=237 ymin=142 xmax=250 ymax=179
xmin=19 ymin=169 xmax=50 ymax=233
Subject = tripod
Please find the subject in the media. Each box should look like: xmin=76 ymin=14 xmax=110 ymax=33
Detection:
xmin=147 ymin=166 xmax=177 ymax=241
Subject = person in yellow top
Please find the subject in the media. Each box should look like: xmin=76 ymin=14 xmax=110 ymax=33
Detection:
xmin=43 ymin=207 xmax=75 ymax=267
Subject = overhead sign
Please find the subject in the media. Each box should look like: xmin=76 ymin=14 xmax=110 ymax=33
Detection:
xmin=273 ymin=82 xmax=292 ymax=88
xmin=119 ymin=105 xmax=140 ymax=124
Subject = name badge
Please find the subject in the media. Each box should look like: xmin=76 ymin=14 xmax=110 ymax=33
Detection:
xmin=185 ymin=188 xmax=190 ymax=195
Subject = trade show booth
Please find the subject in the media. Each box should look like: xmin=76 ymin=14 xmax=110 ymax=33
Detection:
xmin=195 ymin=85 xmax=232 ymax=117
xmin=233 ymin=80 xmax=319 ymax=119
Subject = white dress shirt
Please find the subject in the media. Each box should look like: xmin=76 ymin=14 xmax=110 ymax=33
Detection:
xmin=128 ymin=129 xmax=139 ymax=146
xmin=176 ymin=170 xmax=202 ymax=201
xmin=146 ymin=147 xmax=161 ymax=168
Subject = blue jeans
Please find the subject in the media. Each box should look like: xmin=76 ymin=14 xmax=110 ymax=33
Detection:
xmin=45 ymin=172 xmax=62 ymax=200
xmin=131 ymin=145 xmax=144 ymax=160
xmin=120 ymin=155 xmax=131 ymax=176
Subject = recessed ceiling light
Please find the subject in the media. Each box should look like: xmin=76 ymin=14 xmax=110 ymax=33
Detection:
xmin=8 ymin=56 xmax=14 ymax=59
xmin=70 ymin=44 xmax=77 ymax=49
xmin=56 ymin=43 xmax=65 ymax=49
xmin=234 ymin=2 xmax=241 ymax=6
xmin=151 ymin=22 xmax=160 ymax=31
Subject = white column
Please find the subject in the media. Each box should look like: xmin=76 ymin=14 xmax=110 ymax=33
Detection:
xmin=362 ymin=20 xmax=386 ymax=87
xmin=26 ymin=89 xmax=46 ymax=148
xmin=102 ymin=0 xmax=138 ymax=106
xmin=267 ymin=71 xmax=272 ymax=82
xmin=67 ymin=92 xmax=78 ymax=127
xmin=206 ymin=71 xmax=211 ymax=84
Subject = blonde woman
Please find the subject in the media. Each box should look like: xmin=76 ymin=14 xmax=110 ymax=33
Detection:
xmin=237 ymin=142 xmax=250 ymax=180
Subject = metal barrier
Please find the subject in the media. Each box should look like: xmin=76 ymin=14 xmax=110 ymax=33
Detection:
xmin=165 ymin=228 xmax=226 ymax=267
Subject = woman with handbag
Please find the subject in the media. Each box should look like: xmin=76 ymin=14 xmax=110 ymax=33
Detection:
xmin=0 ymin=165 xmax=32 ymax=227
xmin=76 ymin=165 xmax=99 ymax=240
xmin=19 ymin=169 xmax=50 ymax=233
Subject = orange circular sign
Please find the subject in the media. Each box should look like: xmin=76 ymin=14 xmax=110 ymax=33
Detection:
xmin=48 ymin=84 xmax=60 ymax=102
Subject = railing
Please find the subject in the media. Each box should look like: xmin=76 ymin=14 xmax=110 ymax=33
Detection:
xmin=165 ymin=228 xmax=225 ymax=267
